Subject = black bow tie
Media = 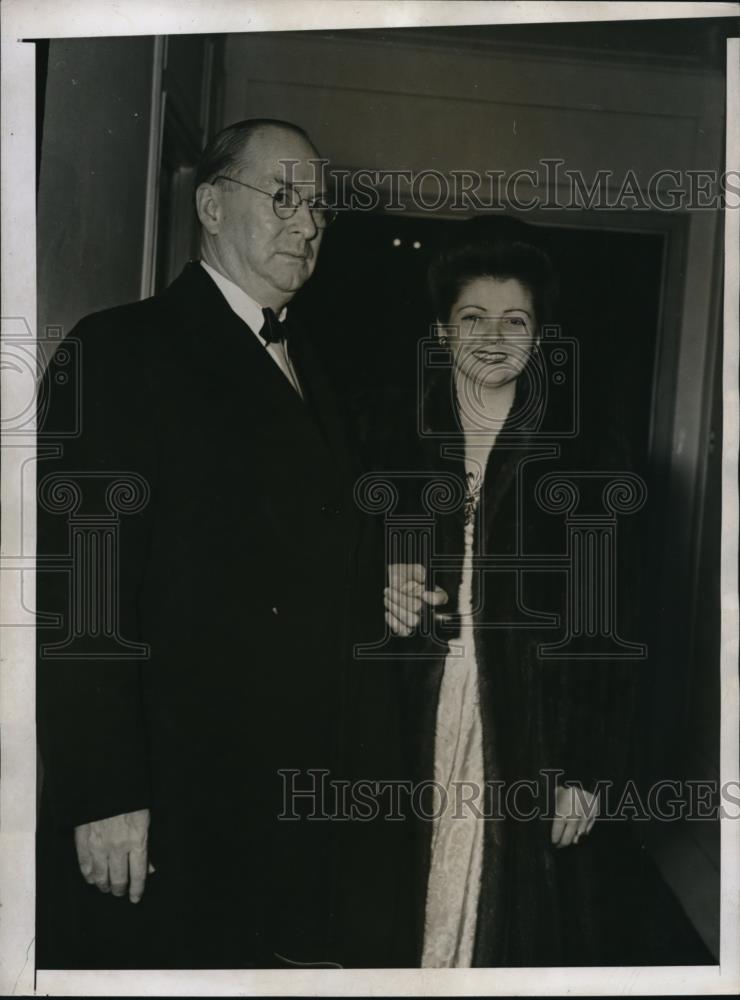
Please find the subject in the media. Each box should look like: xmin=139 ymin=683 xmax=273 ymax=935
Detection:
xmin=261 ymin=307 xmax=290 ymax=346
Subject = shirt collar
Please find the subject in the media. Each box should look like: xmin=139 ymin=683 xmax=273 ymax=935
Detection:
xmin=200 ymin=260 xmax=287 ymax=341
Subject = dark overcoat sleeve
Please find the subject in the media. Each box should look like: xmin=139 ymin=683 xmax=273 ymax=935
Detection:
xmin=37 ymin=312 xmax=157 ymax=828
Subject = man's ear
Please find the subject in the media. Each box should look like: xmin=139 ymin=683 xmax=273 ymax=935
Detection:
xmin=195 ymin=183 xmax=222 ymax=235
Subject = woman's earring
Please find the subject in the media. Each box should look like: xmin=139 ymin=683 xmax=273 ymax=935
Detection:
xmin=437 ymin=321 xmax=451 ymax=347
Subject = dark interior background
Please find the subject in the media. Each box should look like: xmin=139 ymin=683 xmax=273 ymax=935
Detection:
xmin=294 ymin=213 xmax=663 ymax=469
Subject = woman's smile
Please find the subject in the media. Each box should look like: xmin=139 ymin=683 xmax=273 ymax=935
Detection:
xmin=472 ymin=348 xmax=508 ymax=364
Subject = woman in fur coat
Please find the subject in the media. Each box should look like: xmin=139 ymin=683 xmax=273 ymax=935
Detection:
xmin=382 ymin=216 xmax=643 ymax=967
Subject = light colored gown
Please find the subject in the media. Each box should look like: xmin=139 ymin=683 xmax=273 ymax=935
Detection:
xmin=421 ymin=384 xmax=513 ymax=968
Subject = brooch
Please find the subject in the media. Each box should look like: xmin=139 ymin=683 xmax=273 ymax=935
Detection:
xmin=464 ymin=470 xmax=481 ymax=525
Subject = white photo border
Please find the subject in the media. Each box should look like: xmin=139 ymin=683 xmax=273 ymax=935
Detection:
xmin=1 ymin=1 xmax=738 ymax=995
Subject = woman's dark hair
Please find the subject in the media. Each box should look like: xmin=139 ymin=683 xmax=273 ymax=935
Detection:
xmin=427 ymin=215 xmax=558 ymax=328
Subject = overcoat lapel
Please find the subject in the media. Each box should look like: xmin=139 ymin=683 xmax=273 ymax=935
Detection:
xmin=156 ymin=262 xmax=358 ymax=580
xmin=161 ymin=263 xmax=300 ymax=406
xmin=160 ymin=262 xmax=349 ymax=474
xmin=287 ymin=317 xmax=355 ymax=480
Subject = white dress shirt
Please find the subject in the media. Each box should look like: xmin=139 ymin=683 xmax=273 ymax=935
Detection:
xmin=200 ymin=260 xmax=303 ymax=397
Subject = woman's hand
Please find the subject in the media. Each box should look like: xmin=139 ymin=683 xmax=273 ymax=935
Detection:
xmin=385 ymin=563 xmax=448 ymax=636
xmin=551 ymin=783 xmax=599 ymax=848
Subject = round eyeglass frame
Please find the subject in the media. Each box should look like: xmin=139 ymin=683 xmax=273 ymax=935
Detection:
xmin=211 ymin=174 xmax=336 ymax=228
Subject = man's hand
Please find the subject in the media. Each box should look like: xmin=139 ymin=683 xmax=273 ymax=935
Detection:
xmin=74 ymin=808 xmax=152 ymax=903
xmin=551 ymin=784 xmax=599 ymax=848
xmin=385 ymin=563 xmax=448 ymax=636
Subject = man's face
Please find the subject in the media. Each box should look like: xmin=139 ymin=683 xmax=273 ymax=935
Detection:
xmin=201 ymin=127 xmax=326 ymax=307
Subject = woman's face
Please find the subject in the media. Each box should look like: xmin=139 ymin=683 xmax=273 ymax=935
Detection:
xmin=443 ymin=276 xmax=536 ymax=389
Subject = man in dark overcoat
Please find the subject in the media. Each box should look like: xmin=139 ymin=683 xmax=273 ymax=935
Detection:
xmin=36 ymin=118 xmax=410 ymax=969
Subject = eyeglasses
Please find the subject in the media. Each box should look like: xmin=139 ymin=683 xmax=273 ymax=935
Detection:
xmin=211 ymin=175 xmax=336 ymax=228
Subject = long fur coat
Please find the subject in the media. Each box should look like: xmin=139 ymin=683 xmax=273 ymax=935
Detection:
xmin=382 ymin=354 xmax=645 ymax=966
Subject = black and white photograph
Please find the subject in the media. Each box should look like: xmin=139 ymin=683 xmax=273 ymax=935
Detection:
xmin=1 ymin=1 xmax=739 ymax=995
